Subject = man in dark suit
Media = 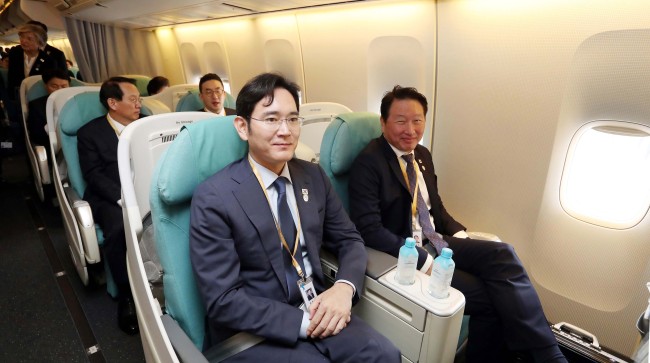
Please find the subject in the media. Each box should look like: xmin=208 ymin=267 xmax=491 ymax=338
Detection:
xmin=26 ymin=69 xmax=70 ymax=151
xmin=189 ymin=73 xmax=400 ymax=362
xmin=197 ymin=73 xmax=236 ymax=115
xmin=349 ymin=86 xmax=566 ymax=363
xmin=77 ymin=76 xmax=144 ymax=335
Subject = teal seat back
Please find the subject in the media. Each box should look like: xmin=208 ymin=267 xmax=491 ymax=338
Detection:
xmin=123 ymin=75 xmax=152 ymax=96
xmin=175 ymin=90 xmax=236 ymax=112
xmin=150 ymin=116 xmax=248 ymax=348
xmin=319 ymin=112 xmax=382 ymax=211
xmin=58 ymin=92 xmax=108 ymax=199
xmin=69 ymin=66 xmax=79 ymax=79
xmin=27 ymin=78 xmax=86 ymax=103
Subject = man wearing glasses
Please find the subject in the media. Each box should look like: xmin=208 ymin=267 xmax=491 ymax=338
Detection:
xmin=189 ymin=73 xmax=400 ymax=362
xmin=78 ymin=77 xmax=145 ymax=335
xmin=198 ymin=73 xmax=236 ymax=116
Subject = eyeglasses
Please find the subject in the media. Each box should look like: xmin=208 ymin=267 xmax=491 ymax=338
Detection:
xmin=250 ymin=116 xmax=304 ymax=129
xmin=203 ymin=89 xmax=225 ymax=97
xmin=122 ymin=96 xmax=143 ymax=105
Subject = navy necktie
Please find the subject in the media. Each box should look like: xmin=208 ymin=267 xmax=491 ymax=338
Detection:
xmin=401 ymin=153 xmax=449 ymax=254
xmin=273 ymin=177 xmax=303 ymax=304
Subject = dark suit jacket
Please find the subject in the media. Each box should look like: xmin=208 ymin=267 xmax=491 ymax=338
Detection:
xmin=349 ymin=135 xmax=465 ymax=268
xmin=196 ymin=107 xmax=236 ymax=116
xmin=27 ymin=95 xmax=49 ymax=147
xmin=190 ymin=157 xmax=367 ymax=349
xmin=6 ymin=47 xmax=62 ymax=100
xmin=43 ymin=44 xmax=67 ymax=72
xmin=77 ymin=115 xmax=121 ymax=206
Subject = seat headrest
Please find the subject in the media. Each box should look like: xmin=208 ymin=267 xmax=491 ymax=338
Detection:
xmin=26 ymin=80 xmax=47 ymax=103
xmin=156 ymin=116 xmax=248 ymax=204
xmin=59 ymin=92 xmax=107 ymax=135
xmin=321 ymin=112 xmax=382 ymax=176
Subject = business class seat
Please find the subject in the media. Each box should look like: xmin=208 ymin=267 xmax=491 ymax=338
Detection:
xmin=118 ymin=112 xmax=217 ymax=362
xmin=49 ymin=87 xmax=153 ymax=297
xmin=148 ymin=116 xmax=465 ymax=362
xmin=19 ymin=75 xmax=84 ymax=201
xmin=141 ymin=84 xmax=199 ymax=115
xmin=175 ymin=89 xmax=236 ymax=112
xmin=120 ymin=74 xmax=152 ymax=96
xmin=320 ymin=112 xmax=475 ymax=362
xmin=298 ymin=102 xmax=352 ymax=162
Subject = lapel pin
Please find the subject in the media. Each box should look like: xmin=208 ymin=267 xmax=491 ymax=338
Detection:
xmin=302 ymin=189 xmax=309 ymax=202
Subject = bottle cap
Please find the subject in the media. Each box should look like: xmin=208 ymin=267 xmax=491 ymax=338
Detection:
xmin=405 ymin=237 xmax=416 ymax=248
xmin=441 ymin=247 xmax=453 ymax=258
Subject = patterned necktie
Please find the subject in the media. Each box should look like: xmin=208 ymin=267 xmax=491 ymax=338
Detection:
xmin=401 ymin=154 xmax=449 ymax=254
xmin=273 ymin=177 xmax=303 ymax=304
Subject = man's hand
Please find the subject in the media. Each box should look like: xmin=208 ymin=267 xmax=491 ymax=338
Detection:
xmin=306 ymin=282 xmax=353 ymax=339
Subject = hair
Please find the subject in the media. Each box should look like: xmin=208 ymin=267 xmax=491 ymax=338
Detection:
xmin=236 ymin=73 xmax=300 ymax=122
xmin=99 ymin=76 xmax=137 ymax=109
xmin=147 ymin=76 xmax=169 ymax=96
xmin=18 ymin=24 xmax=47 ymax=48
xmin=199 ymin=73 xmax=224 ymax=93
xmin=380 ymin=85 xmax=428 ymax=121
xmin=42 ymin=68 xmax=71 ymax=84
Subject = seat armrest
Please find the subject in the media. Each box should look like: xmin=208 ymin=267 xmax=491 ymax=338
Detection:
xmin=319 ymin=247 xmax=397 ymax=281
xmin=64 ymin=185 xmax=101 ymax=263
xmin=161 ymin=315 xmax=209 ymax=363
xmin=365 ymin=247 xmax=398 ymax=279
xmin=34 ymin=145 xmax=51 ymax=184
xmin=466 ymin=231 xmax=502 ymax=242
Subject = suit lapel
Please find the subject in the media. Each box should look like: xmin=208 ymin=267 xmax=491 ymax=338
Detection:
xmin=414 ymin=147 xmax=436 ymax=200
xmin=288 ymin=160 xmax=322 ymax=277
xmin=379 ymin=136 xmax=409 ymax=193
xmin=231 ymin=159 xmax=288 ymax=293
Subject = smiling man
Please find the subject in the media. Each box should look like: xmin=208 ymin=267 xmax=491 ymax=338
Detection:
xmin=77 ymin=77 xmax=145 ymax=335
xmin=197 ymin=73 xmax=236 ymax=116
xmin=189 ymin=73 xmax=399 ymax=362
xmin=349 ymin=85 xmax=566 ymax=363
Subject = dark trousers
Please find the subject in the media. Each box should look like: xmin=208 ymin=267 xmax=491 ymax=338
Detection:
xmin=222 ymin=315 xmax=400 ymax=363
xmin=440 ymin=237 xmax=557 ymax=362
xmin=90 ymin=199 xmax=129 ymax=297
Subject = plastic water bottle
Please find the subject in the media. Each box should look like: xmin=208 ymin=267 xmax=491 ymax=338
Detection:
xmin=395 ymin=237 xmax=418 ymax=285
xmin=428 ymin=247 xmax=455 ymax=298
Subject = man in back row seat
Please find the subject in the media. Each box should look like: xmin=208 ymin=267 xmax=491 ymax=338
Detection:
xmin=198 ymin=73 xmax=236 ymax=116
xmin=77 ymin=77 xmax=145 ymax=335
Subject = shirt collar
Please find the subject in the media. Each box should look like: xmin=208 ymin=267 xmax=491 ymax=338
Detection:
xmin=107 ymin=113 xmax=127 ymax=136
xmin=204 ymin=107 xmax=226 ymax=116
xmin=249 ymin=155 xmax=292 ymax=190
xmin=387 ymin=141 xmax=414 ymax=159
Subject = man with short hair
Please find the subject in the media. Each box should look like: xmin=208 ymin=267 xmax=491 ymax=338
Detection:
xmin=77 ymin=77 xmax=144 ymax=335
xmin=197 ymin=73 xmax=236 ymax=115
xmin=189 ymin=73 xmax=400 ymax=362
xmin=349 ymin=86 xmax=567 ymax=363
xmin=27 ymin=69 xmax=70 ymax=149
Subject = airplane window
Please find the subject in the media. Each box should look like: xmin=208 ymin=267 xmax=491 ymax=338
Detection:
xmin=560 ymin=121 xmax=650 ymax=229
xmin=180 ymin=43 xmax=202 ymax=84
xmin=203 ymin=42 xmax=231 ymax=94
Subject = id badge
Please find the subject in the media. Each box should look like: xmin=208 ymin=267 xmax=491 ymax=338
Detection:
xmin=412 ymin=229 xmax=423 ymax=247
xmin=298 ymin=276 xmax=317 ymax=309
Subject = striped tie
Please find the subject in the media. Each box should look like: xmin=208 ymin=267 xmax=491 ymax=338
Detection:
xmin=401 ymin=154 xmax=449 ymax=254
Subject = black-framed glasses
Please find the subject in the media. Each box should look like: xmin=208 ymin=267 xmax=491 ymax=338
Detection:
xmin=250 ymin=116 xmax=304 ymax=129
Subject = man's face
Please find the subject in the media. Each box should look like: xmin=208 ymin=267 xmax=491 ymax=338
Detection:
xmin=199 ymin=79 xmax=225 ymax=114
xmin=45 ymin=77 xmax=70 ymax=95
xmin=108 ymin=82 xmax=141 ymax=125
xmin=234 ymin=88 xmax=300 ymax=174
xmin=381 ymin=98 xmax=426 ymax=152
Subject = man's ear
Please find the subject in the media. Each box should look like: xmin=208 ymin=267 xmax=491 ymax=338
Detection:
xmin=107 ymin=98 xmax=118 ymax=111
xmin=233 ymin=116 xmax=249 ymax=141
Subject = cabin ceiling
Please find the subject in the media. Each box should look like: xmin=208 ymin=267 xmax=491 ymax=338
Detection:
xmin=40 ymin=0 xmax=364 ymax=29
